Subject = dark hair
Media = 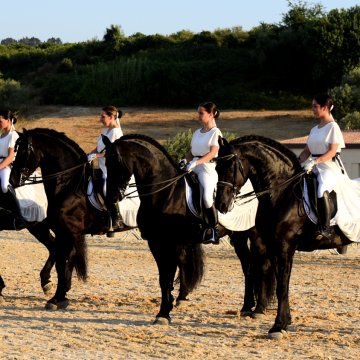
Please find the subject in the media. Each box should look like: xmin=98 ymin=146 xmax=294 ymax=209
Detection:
xmin=0 ymin=109 xmax=17 ymax=124
xmin=102 ymin=106 xmax=123 ymax=119
xmin=199 ymin=101 xmax=220 ymax=119
xmin=313 ymin=94 xmax=337 ymax=116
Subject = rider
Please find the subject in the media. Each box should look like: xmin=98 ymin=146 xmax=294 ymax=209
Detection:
xmin=298 ymin=93 xmax=351 ymax=241
xmin=87 ymin=106 xmax=125 ymax=230
xmin=0 ymin=110 xmax=26 ymax=230
xmin=179 ymin=102 xmax=222 ymax=244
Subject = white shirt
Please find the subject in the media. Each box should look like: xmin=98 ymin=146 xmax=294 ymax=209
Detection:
xmin=97 ymin=127 xmax=123 ymax=177
xmin=0 ymin=131 xmax=19 ymax=169
xmin=306 ymin=122 xmax=345 ymax=155
xmin=191 ymin=127 xmax=222 ymax=157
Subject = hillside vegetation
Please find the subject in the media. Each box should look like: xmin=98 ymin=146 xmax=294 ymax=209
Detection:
xmin=1 ymin=2 xmax=360 ymax=111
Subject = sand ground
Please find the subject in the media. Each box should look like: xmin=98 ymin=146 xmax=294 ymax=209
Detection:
xmin=0 ymin=230 xmax=359 ymax=359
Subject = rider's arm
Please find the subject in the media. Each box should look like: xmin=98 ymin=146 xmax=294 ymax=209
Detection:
xmin=0 ymin=147 xmax=15 ymax=170
xmin=88 ymin=148 xmax=105 ymax=158
xmin=314 ymin=143 xmax=338 ymax=165
xmin=185 ymin=152 xmax=194 ymax=163
xmin=195 ymin=146 xmax=219 ymax=165
xmin=297 ymin=145 xmax=311 ymax=163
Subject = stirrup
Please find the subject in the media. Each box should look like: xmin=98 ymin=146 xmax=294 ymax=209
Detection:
xmin=202 ymin=228 xmax=220 ymax=245
xmin=315 ymin=228 xmax=331 ymax=241
xmin=13 ymin=218 xmax=26 ymax=231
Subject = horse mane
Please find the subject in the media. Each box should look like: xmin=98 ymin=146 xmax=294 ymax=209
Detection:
xmin=230 ymin=134 xmax=301 ymax=170
xmin=120 ymin=134 xmax=177 ymax=167
xmin=30 ymin=128 xmax=87 ymax=159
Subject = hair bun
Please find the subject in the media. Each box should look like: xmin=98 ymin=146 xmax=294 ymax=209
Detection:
xmin=117 ymin=110 xmax=123 ymax=119
xmin=12 ymin=117 xmax=17 ymax=125
xmin=214 ymin=110 xmax=220 ymax=119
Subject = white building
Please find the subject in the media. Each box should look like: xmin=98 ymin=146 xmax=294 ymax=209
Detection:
xmin=281 ymin=130 xmax=360 ymax=180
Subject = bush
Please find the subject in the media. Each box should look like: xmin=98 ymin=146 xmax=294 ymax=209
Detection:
xmin=0 ymin=76 xmax=29 ymax=108
xmin=339 ymin=111 xmax=360 ymax=130
xmin=163 ymin=130 xmax=238 ymax=163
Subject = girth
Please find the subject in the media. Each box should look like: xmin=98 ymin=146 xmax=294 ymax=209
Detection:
xmin=311 ymin=152 xmax=345 ymax=174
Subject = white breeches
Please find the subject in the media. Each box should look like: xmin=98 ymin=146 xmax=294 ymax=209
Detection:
xmin=0 ymin=167 xmax=11 ymax=193
xmin=313 ymin=167 xmax=336 ymax=198
xmin=193 ymin=164 xmax=217 ymax=209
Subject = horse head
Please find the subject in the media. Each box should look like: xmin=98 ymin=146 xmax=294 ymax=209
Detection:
xmin=10 ymin=129 xmax=40 ymax=188
xmin=215 ymin=136 xmax=251 ymax=214
xmin=102 ymin=135 xmax=132 ymax=204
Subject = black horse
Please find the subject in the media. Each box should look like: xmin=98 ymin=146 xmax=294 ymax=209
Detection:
xmin=0 ymin=212 xmax=58 ymax=301
xmin=10 ymin=128 xmax=206 ymax=311
xmin=103 ymin=134 xmax=275 ymax=324
xmin=215 ymin=135 xmax=352 ymax=340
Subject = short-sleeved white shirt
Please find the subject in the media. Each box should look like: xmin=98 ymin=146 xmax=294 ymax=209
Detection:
xmin=191 ymin=127 xmax=222 ymax=157
xmin=306 ymin=122 xmax=345 ymax=155
xmin=0 ymin=131 xmax=19 ymax=169
xmin=97 ymin=127 xmax=123 ymax=177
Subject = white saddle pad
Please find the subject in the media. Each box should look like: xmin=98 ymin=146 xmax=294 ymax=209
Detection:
xmin=303 ymin=180 xmax=336 ymax=226
xmin=185 ymin=178 xmax=258 ymax=231
xmin=87 ymin=179 xmax=140 ymax=228
xmin=15 ymin=181 xmax=48 ymax=222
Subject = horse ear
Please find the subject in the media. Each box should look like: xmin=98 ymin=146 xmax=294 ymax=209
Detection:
xmin=22 ymin=128 xmax=28 ymax=137
xmin=220 ymin=136 xmax=229 ymax=147
xmin=101 ymin=134 xmax=112 ymax=147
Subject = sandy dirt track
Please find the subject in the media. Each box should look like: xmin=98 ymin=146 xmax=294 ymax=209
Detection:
xmin=0 ymin=230 xmax=360 ymax=359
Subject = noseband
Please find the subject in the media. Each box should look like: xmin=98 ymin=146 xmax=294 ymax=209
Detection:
xmin=216 ymin=144 xmax=245 ymax=198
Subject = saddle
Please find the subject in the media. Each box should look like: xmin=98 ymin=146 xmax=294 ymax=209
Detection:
xmin=185 ymin=171 xmax=206 ymax=222
xmin=306 ymin=172 xmax=338 ymax=219
xmin=87 ymin=162 xmax=107 ymax=211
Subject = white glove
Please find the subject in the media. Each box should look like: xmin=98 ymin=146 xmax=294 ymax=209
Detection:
xmin=187 ymin=160 xmax=197 ymax=172
xmin=87 ymin=153 xmax=97 ymax=162
xmin=178 ymin=158 xmax=187 ymax=169
xmin=304 ymin=159 xmax=316 ymax=173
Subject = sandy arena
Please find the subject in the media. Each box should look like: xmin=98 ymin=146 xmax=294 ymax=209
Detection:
xmin=0 ymin=230 xmax=359 ymax=359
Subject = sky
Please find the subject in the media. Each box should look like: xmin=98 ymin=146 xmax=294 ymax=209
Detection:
xmin=2 ymin=0 xmax=360 ymax=43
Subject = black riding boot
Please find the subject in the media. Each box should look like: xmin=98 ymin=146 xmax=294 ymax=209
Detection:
xmin=105 ymin=200 xmax=125 ymax=231
xmin=315 ymin=191 xmax=331 ymax=241
xmin=203 ymin=204 xmax=220 ymax=245
xmin=5 ymin=185 xmax=26 ymax=231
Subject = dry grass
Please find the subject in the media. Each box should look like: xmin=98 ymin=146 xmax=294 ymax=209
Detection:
xmin=15 ymin=106 xmax=316 ymax=153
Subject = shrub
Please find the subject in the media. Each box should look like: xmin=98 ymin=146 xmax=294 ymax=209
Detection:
xmin=57 ymin=58 xmax=73 ymax=74
xmin=0 ymin=76 xmax=29 ymax=108
xmin=339 ymin=111 xmax=360 ymax=130
xmin=163 ymin=130 xmax=238 ymax=163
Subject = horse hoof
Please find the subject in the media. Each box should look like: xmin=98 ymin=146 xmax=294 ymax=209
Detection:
xmin=45 ymin=302 xmax=57 ymax=310
xmin=240 ymin=311 xmax=253 ymax=317
xmin=42 ymin=282 xmax=53 ymax=295
xmin=176 ymin=300 xmax=189 ymax=307
xmin=252 ymin=313 xmax=266 ymax=319
xmin=152 ymin=317 xmax=170 ymax=326
xmin=267 ymin=330 xmax=287 ymax=341
xmin=57 ymin=300 xmax=70 ymax=309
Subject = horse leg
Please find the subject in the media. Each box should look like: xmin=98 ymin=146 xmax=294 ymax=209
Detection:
xmin=231 ymin=230 xmax=256 ymax=316
xmin=64 ymin=247 xmax=77 ymax=292
xmin=0 ymin=275 xmax=5 ymax=302
xmin=268 ymin=241 xmax=295 ymax=340
xmin=251 ymin=235 xmax=276 ymax=319
xmin=45 ymin=230 xmax=75 ymax=310
xmin=27 ymin=221 xmax=56 ymax=294
xmin=148 ymin=241 xmax=178 ymax=325
xmin=175 ymin=246 xmax=190 ymax=307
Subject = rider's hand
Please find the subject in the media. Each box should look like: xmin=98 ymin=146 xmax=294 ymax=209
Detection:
xmin=304 ymin=159 xmax=317 ymax=174
xmin=178 ymin=158 xmax=187 ymax=169
xmin=87 ymin=153 xmax=97 ymax=162
xmin=187 ymin=160 xmax=197 ymax=172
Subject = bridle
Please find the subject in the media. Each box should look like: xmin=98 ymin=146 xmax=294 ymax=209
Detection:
xmin=13 ymin=134 xmax=38 ymax=187
xmin=216 ymin=144 xmax=246 ymax=199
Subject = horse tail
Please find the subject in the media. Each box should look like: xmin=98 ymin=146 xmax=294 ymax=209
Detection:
xmin=74 ymin=235 xmax=88 ymax=281
xmin=175 ymin=244 xmax=204 ymax=293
